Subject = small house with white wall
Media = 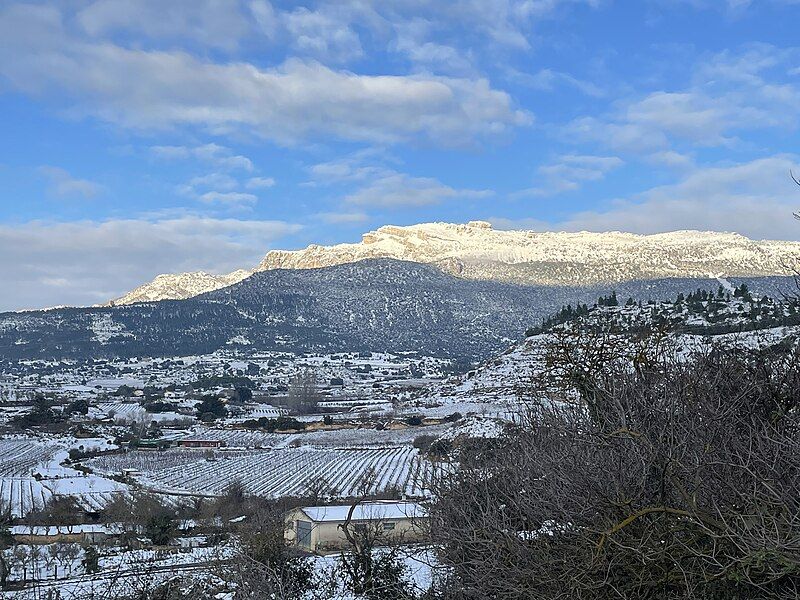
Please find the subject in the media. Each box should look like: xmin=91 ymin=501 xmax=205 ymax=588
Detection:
xmin=284 ymin=501 xmax=427 ymax=554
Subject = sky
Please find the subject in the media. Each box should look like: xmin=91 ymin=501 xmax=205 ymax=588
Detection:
xmin=1 ymin=0 xmax=800 ymax=310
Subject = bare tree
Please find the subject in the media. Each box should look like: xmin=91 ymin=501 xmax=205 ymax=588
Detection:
xmin=337 ymin=501 xmax=418 ymax=600
xmin=304 ymin=476 xmax=338 ymax=504
xmin=31 ymin=496 xmax=83 ymax=533
xmin=0 ymin=519 xmax=12 ymax=589
xmin=12 ymin=545 xmax=29 ymax=584
xmin=286 ymin=369 xmax=321 ymax=415
xmin=103 ymin=491 xmax=177 ymax=549
xmin=213 ymin=502 xmax=320 ymax=600
xmin=57 ymin=542 xmax=80 ymax=578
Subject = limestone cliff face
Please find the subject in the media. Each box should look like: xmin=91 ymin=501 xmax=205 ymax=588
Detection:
xmin=106 ymin=221 xmax=800 ymax=305
xmin=256 ymin=221 xmax=798 ymax=286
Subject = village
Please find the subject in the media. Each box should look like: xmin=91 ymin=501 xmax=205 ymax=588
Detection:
xmin=0 ymin=346 xmax=511 ymax=596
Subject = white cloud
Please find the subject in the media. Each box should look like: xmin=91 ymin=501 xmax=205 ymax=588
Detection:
xmin=498 ymin=155 xmax=800 ymax=240
xmin=188 ymin=172 xmax=239 ymax=191
xmin=564 ymin=86 xmax=784 ymax=152
xmin=249 ymin=0 xmax=279 ymax=38
xmin=645 ymin=150 xmax=695 ymax=170
xmin=0 ymin=4 xmax=530 ymax=146
xmin=307 ymin=153 xmax=391 ymax=185
xmin=38 ymin=166 xmax=103 ymax=199
xmin=518 ymin=154 xmax=623 ymax=196
xmin=176 ymin=171 xmax=263 ymax=204
xmin=76 ymin=0 xmax=250 ymax=50
xmin=248 ymin=0 xmax=601 ymax=71
xmin=345 ymin=173 xmax=492 ymax=208
xmin=282 ymin=6 xmax=363 ymax=63
xmin=653 ymin=0 xmax=763 ymax=13
xmin=316 ymin=211 xmax=371 ymax=224
xmin=428 ymin=0 xmax=599 ymax=50
xmin=563 ymin=117 xmax=669 ymax=153
xmin=396 ymin=39 xmax=475 ymax=75
xmin=564 ymin=45 xmax=800 ymax=154
xmin=245 ymin=176 xmax=276 ymax=189
xmin=568 ymin=93 xmax=745 ymax=151
xmin=154 ymin=149 xmax=271 ymax=203
xmin=150 ymin=144 xmax=254 ymax=171
xmin=0 ymin=217 xmax=301 ymax=311
xmin=624 ymin=91 xmax=768 ymax=146
xmin=391 ymin=19 xmax=476 ymax=74
xmin=694 ymin=43 xmax=795 ymax=86
xmin=306 ymin=149 xmax=491 ymax=209
xmin=507 ymin=67 xmax=605 ymax=97
xmin=198 ymin=191 xmax=258 ymax=206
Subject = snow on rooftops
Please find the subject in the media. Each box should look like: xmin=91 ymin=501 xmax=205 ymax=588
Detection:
xmin=299 ymin=501 xmax=426 ymax=523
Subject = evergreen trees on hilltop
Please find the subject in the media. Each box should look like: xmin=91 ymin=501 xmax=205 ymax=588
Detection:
xmin=527 ymin=284 xmax=800 ymax=337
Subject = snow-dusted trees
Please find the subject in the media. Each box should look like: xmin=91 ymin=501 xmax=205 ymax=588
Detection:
xmin=209 ymin=501 xmax=318 ymax=600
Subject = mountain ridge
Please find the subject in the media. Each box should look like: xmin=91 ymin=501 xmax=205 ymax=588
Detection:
xmin=106 ymin=222 xmax=800 ymax=306
xmin=3 ymin=258 xmax=782 ymax=362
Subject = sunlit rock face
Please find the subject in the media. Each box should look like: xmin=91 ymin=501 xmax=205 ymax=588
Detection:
xmin=109 ymin=221 xmax=800 ymax=305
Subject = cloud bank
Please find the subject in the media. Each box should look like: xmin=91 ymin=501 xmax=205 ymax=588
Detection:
xmin=0 ymin=217 xmax=300 ymax=311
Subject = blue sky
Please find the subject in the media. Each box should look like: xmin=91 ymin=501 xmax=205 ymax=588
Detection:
xmin=1 ymin=0 xmax=800 ymax=310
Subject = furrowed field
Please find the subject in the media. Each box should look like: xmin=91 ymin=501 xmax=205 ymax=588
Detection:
xmin=86 ymin=445 xmax=435 ymax=498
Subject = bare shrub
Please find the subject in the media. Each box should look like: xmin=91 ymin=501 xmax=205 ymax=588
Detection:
xmin=430 ymin=328 xmax=800 ymax=599
xmin=337 ymin=501 xmax=418 ymax=600
xmin=215 ymin=502 xmax=319 ymax=600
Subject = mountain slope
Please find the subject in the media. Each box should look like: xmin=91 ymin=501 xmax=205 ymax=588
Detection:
xmin=0 ymin=259 xmax=758 ymax=362
xmin=438 ymin=279 xmax=800 ymax=403
xmin=106 ymin=222 xmax=800 ymax=305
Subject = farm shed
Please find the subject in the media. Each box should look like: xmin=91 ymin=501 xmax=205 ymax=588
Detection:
xmin=136 ymin=438 xmax=173 ymax=450
xmin=284 ymin=501 xmax=427 ymax=554
xmin=177 ymin=439 xmax=224 ymax=449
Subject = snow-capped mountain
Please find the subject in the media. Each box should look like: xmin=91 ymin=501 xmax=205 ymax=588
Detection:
xmin=106 ymin=221 xmax=800 ymax=305
xmin=105 ymin=270 xmax=251 ymax=306
xmin=258 ymin=222 xmax=800 ymax=285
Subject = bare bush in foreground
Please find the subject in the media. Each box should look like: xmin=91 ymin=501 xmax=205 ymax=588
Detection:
xmin=430 ymin=328 xmax=800 ymax=599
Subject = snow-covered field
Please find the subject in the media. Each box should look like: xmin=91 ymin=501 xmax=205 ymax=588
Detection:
xmin=88 ymin=445 xmax=433 ymax=499
xmin=179 ymin=423 xmax=453 ymax=449
xmin=4 ymin=543 xmax=236 ymax=600
xmin=0 ymin=437 xmax=125 ymax=517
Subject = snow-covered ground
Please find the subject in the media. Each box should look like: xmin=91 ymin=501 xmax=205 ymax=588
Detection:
xmin=87 ymin=445 xmax=432 ymax=499
xmin=4 ymin=542 xmax=437 ymax=600
xmin=0 ymin=437 xmax=126 ymax=517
